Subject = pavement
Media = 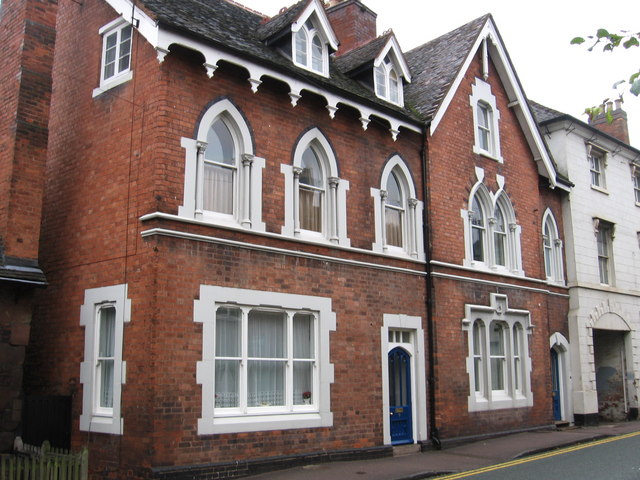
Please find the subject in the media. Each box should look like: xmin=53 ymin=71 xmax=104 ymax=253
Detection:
xmin=246 ymin=421 xmax=640 ymax=480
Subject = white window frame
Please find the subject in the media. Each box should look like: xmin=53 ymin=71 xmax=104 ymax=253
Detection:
xmin=371 ymin=156 xmax=424 ymax=261
xmin=374 ymin=57 xmax=404 ymax=107
xmin=633 ymin=168 xmax=640 ymax=205
xmin=179 ymin=99 xmax=265 ymax=232
xmin=464 ymin=293 xmax=533 ymax=412
xmin=470 ymin=78 xmax=503 ymax=162
xmin=79 ymin=284 xmax=130 ymax=435
xmin=93 ymin=18 xmax=134 ymax=97
xmin=594 ymin=218 xmax=614 ymax=286
xmin=292 ymin=18 xmax=329 ymax=77
xmin=281 ymin=128 xmax=349 ymax=246
xmin=587 ymin=144 xmax=608 ymax=192
xmin=195 ymin=286 xmax=335 ymax=434
xmin=462 ymin=179 xmax=522 ymax=275
xmin=542 ymin=209 xmax=564 ymax=284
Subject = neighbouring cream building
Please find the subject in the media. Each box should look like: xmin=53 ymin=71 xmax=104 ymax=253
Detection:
xmin=533 ymin=100 xmax=640 ymax=425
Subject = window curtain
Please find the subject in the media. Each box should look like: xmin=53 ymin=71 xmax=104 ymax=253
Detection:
xmin=204 ymin=118 xmax=236 ymax=214
xmin=247 ymin=311 xmax=286 ymax=407
xmin=293 ymin=314 xmax=314 ymax=404
xmin=385 ymin=207 xmax=403 ymax=247
xmin=494 ymin=207 xmax=506 ymax=266
xmin=472 ymin=322 xmax=484 ymax=393
xmin=215 ymin=308 xmax=241 ymax=408
xmin=311 ymin=35 xmax=323 ymax=71
xmin=295 ymin=29 xmax=307 ymax=65
xmin=471 ymin=197 xmax=485 ymax=261
xmin=203 ymin=164 xmax=234 ymax=214
xmin=299 ymin=188 xmax=322 ymax=232
xmin=489 ymin=323 xmax=505 ymax=391
xmin=98 ymin=306 xmax=116 ymax=409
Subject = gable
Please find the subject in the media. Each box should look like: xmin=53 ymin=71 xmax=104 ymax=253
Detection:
xmin=291 ymin=0 xmax=339 ymax=51
xmin=437 ymin=19 xmax=560 ymax=188
xmin=406 ymin=15 xmax=564 ymax=190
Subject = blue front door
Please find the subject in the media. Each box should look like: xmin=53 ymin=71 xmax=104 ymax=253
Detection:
xmin=551 ymin=348 xmax=562 ymax=421
xmin=389 ymin=347 xmax=413 ymax=445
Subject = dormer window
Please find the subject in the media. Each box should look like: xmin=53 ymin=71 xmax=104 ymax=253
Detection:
xmin=293 ymin=19 xmax=327 ymax=76
xmin=374 ymin=56 xmax=403 ymax=106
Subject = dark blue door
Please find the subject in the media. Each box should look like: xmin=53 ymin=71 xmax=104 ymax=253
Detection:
xmin=389 ymin=347 xmax=413 ymax=445
xmin=551 ymin=349 xmax=562 ymax=421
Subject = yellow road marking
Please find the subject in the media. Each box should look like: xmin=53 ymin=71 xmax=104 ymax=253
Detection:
xmin=435 ymin=430 xmax=640 ymax=479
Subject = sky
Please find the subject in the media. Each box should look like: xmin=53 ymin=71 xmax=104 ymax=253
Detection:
xmin=238 ymin=0 xmax=640 ymax=146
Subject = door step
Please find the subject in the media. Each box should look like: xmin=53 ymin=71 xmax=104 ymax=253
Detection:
xmin=555 ymin=420 xmax=571 ymax=429
xmin=393 ymin=444 xmax=421 ymax=456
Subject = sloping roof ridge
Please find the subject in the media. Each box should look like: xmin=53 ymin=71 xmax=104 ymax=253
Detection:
xmin=403 ymin=13 xmax=489 ymax=121
xmin=221 ymin=0 xmax=268 ymax=18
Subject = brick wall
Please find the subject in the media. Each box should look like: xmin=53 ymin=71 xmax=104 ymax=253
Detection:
xmin=0 ymin=0 xmax=57 ymax=453
xmin=0 ymin=0 xmax=56 ymax=261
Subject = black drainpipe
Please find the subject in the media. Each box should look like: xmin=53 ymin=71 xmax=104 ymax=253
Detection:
xmin=421 ymin=123 xmax=440 ymax=449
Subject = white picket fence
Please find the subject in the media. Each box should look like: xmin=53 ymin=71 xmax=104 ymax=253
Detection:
xmin=0 ymin=441 xmax=88 ymax=480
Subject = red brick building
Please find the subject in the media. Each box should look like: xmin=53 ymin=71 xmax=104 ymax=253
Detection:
xmin=26 ymin=0 xmax=431 ymax=477
xmin=405 ymin=16 xmax=571 ymax=441
xmin=0 ymin=0 xmax=54 ymax=452
xmin=20 ymin=0 xmax=572 ymax=477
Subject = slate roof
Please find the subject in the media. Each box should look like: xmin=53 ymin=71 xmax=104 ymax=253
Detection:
xmin=404 ymin=14 xmax=489 ymax=122
xmin=333 ymin=32 xmax=392 ymax=75
xmin=139 ymin=0 xmax=417 ymax=120
xmin=529 ymin=101 xmax=566 ymax=124
xmin=529 ymin=100 xmax=640 ymax=157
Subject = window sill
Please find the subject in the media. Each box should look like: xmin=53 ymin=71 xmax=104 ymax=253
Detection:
xmin=384 ymin=245 xmax=418 ymax=260
xmin=198 ymin=410 xmax=332 ymax=435
xmin=292 ymin=61 xmax=328 ymax=78
xmin=92 ymin=70 xmax=133 ymax=98
xmin=375 ymin=94 xmax=404 ymax=108
xmin=590 ymin=185 xmax=609 ymax=195
xmin=473 ymin=146 xmax=503 ymax=163
xmin=79 ymin=413 xmax=122 ymax=435
xmin=464 ymin=259 xmax=524 ymax=278
xmin=468 ymin=394 xmax=532 ymax=412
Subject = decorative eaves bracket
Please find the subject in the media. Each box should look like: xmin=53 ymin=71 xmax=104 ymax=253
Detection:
xmin=154 ymin=29 xmax=420 ymax=141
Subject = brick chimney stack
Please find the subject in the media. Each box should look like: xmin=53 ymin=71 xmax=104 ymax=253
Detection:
xmin=590 ymin=99 xmax=630 ymax=144
xmin=326 ymin=0 xmax=377 ymax=56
